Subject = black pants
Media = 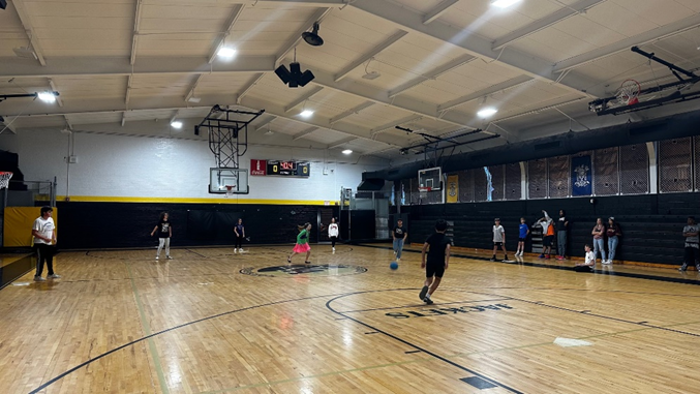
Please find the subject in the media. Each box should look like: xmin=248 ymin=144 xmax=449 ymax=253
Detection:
xmin=235 ymin=235 xmax=244 ymax=248
xmin=330 ymin=236 xmax=338 ymax=247
xmin=573 ymin=265 xmax=593 ymax=273
xmin=35 ymin=243 xmax=55 ymax=277
xmin=684 ymin=246 xmax=700 ymax=268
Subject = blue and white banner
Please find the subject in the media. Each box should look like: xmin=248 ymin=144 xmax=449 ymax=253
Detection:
xmin=571 ymin=155 xmax=592 ymax=196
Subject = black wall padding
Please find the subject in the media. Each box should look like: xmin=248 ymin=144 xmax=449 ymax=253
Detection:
xmin=53 ymin=202 xmax=337 ymax=249
xmin=396 ymin=193 xmax=700 ymax=266
xmin=364 ymin=110 xmax=700 ymax=181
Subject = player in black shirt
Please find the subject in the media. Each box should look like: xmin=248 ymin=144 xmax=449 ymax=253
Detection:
xmin=392 ymin=219 xmax=408 ymax=262
xmin=419 ymin=219 xmax=451 ymax=305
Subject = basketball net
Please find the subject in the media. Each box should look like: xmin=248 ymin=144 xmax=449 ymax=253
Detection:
xmin=0 ymin=171 xmax=13 ymax=190
xmin=616 ymin=79 xmax=640 ymax=106
xmin=418 ymin=187 xmax=430 ymax=203
xmin=225 ymin=185 xmax=234 ymax=198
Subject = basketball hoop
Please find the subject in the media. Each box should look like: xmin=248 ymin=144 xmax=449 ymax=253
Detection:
xmin=418 ymin=186 xmax=431 ymax=202
xmin=0 ymin=171 xmax=13 ymax=190
xmin=616 ymin=79 xmax=641 ymax=106
xmin=225 ymin=185 xmax=234 ymax=198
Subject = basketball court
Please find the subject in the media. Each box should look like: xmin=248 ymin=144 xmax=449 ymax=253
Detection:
xmin=2 ymin=0 xmax=700 ymax=393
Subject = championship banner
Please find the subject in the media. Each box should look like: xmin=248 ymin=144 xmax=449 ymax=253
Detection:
xmin=571 ymin=155 xmax=592 ymax=196
xmin=446 ymin=174 xmax=459 ymax=203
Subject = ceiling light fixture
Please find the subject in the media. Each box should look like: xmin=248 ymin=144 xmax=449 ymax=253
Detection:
xmin=275 ymin=48 xmax=315 ymax=88
xmin=187 ymin=96 xmax=202 ymax=103
xmin=217 ymin=47 xmax=237 ymax=59
xmin=342 ymin=149 xmax=353 ymax=154
xmin=170 ymin=120 xmax=183 ymax=129
xmin=37 ymin=91 xmax=57 ymax=103
xmin=300 ymin=110 xmax=314 ymax=118
xmin=491 ymin=0 xmax=522 ymax=8
xmin=477 ymin=107 xmax=498 ymax=118
xmin=302 ymin=22 xmax=324 ymax=46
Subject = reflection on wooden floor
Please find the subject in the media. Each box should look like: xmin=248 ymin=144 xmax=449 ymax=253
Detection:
xmin=1 ymin=244 xmax=699 ymax=393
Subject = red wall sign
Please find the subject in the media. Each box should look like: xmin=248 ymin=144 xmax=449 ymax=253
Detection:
xmin=250 ymin=159 xmax=267 ymax=176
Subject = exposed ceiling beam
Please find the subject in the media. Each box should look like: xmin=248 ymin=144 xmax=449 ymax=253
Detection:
xmin=334 ymin=30 xmax=408 ymax=82
xmin=292 ymin=126 xmax=319 ymax=140
xmin=121 ymin=113 xmax=127 ymax=127
xmin=236 ymin=73 xmax=266 ymax=104
xmin=276 ymin=8 xmax=333 ymax=65
xmin=329 ymin=101 xmax=375 ymax=124
xmin=348 ymin=0 xmax=605 ymax=98
xmin=492 ymin=0 xmax=606 ymax=51
xmin=0 ymin=56 xmax=275 ymax=79
xmin=328 ymin=136 xmax=357 ymax=149
xmin=388 ymin=54 xmax=476 ymax=97
xmin=130 ymin=0 xmax=144 ymax=65
xmin=422 ymin=0 xmax=460 ymax=25
xmin=254 ymin=115 xmax=276 ymax=132
xmin=63 ymin=115 xmax=73 ymax=130
xmin=184 ymin=74 xmax=202 ymax=103
xmin=238 ymin=0 xmax=344 ymax=5
xmin=48 ymin=79 xmax=63 ymax=107
xmin=309 ymin=68 xmax=475 ymax=129
xmin=284 ymin=86 xmax=325 ymax=113
xmin=438 ymin=75 xmax=534 ymax=112
xmin=553 ymin=13 xmax=700 ymax=73
xmin=125 ymin=75 xmax=133 ymax=107
xmin=207 ymin=4 xmax=245 ymax=64
xmin=11 ymin=0 xmax=46 ymax=66
xmin=370 ymin=114 xmax=422 ymax=135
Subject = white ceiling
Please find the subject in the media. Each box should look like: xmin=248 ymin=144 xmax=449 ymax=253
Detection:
xmin=1 ymin=0 xmax=700 ymax=161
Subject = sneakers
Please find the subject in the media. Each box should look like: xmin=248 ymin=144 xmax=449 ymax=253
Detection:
xmin=679 ymin=265 xmax=687 ymax=272
xmin=489 ymin=257 xmax=495 ymax=262
xmin=332 ymin=247 xmax=336 ymax=251
xmin=166 ymin=255 xmax=173 ymax=260
xmin=545 ymin=255 xmax=551 ymax=260
xmin=33 ymin=276 xmax=46 ymax=282
xmin=233 ymin=248 xmax=237 ymax=253
xmin=304 ymin=261 xmax=311 ymax=264
xmin=155 ymin=256 xmax=159 ymax=260
xmin=423 ymin=297 xmax=434 ymax=305
xmin=419 ymin=285 xmax=429 ymax=301
xmin=239 ymin=248 xmax=244 ymax=253
xmin=539 ymin=254 xmax=545 ymax=259
xmin=556 ymin=256 xmax=564 ymax=261
xmin=502 ymin=256 xmax=509 ymax=262
xmin=48 ymin=274 xmax=61 ymax=279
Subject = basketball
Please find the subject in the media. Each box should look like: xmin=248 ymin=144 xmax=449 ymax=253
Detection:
xmin=390 ymin=261 xmax=399 ymax=270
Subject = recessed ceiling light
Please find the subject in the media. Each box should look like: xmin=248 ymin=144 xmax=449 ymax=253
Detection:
xmin=170 ymin=120 xmax=183 ymax=129
xmin=299 ymin=110 xmax=314 ymax=118
xmin=37 ymin=91 xmax=57 ymax=103
xmin=342 ymin=149 xmax=353 ymax=155
xmin=477 ymin=107 xmax=498 ymax=118
xmin=491 ymin=0 xmax=521 ymax=8
xmin=217 ymin=47 xmax=237 ymax=59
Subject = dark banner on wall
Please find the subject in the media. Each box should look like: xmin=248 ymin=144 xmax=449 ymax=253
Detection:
xmin=571 ymin=155 xmax=593 ymax=196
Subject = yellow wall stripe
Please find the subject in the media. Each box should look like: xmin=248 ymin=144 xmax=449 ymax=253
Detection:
xmin=53 ymin=195 xmax=338 ymax=206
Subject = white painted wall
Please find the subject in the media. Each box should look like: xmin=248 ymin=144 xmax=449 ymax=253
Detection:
xmin=0 ymin=128 xmax=389 ymax=202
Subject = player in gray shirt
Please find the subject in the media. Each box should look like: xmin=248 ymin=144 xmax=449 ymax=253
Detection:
xmin=679 ymin=216 xmax=700 ymax=272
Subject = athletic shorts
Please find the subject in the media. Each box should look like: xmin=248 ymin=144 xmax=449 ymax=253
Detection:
xmin=518 ymin=237 xmax=526 ymax=242
xmin=543 ymin=235 xmax=554 ymax=246
xmin=493 ymin=242 xmax=503 ymax=247
xmin=426 ymin=262 xmax=445 ymax=278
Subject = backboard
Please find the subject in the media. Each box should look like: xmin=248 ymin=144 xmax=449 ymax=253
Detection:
xmin=209 ymin=168 xmax=249 ymax=194
xmin=418 ymin=167 xmax=442 ymax=190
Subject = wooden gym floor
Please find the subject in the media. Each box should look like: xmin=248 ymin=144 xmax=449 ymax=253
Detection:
xmin=1 ymin=244 xmax=699 ymax=394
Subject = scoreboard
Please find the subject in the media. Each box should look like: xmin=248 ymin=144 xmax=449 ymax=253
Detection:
xmin=250 ymin=159 xmax=310 ymax=177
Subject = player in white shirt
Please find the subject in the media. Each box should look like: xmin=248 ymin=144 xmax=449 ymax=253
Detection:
xmin=32 ymin=206 xmax=60 ymax=281
xmin=574 ymin=244 xmax=596 ymax=272
xmin=490 ymin=218 xmax=508 ymax=262
xmin=328 ymin=218 xmax=339 ymax=252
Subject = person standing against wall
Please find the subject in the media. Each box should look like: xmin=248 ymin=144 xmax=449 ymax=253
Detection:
xmin=393 ymin=219 xmax=408 ymax=262
xmin=679 ymin=216 xmax=700 ymax=272
xmin=605 ymin=217 xmax=622 ymax=265
xmin=537 ymin=210 xmax=554 ymax=259
xmin=150 ymin=212 xmax=172 ymax=260
xmin=328 ymin=218 xmax=339 ymax=252
xmin=32 ymin=206 xmax=60 ymax=281
xmin=591 ymin=218 xmax=606 ymax=265
xmin=233 ymin=218 xmax=245 ymax=253
xmin=556 ymin=210 xmax=569 ymax=260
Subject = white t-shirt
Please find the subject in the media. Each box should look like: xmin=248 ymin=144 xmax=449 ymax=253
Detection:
xmin=33 ymin=217 xmax=55 ymax=245
xmin=493 ymin=225 xmax=505 ymax=242
xmin=328 ymin=223 xmax=339 ymax=237
xmin=585 ymin=251 xmax=595 ymax=266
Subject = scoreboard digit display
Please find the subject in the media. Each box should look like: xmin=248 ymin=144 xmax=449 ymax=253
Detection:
xmin=264 ymin=160 xmax=310 ymax=177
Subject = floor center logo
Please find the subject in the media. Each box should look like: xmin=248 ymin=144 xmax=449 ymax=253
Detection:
xmin=240 ymin=264 xmax=367 ymax=277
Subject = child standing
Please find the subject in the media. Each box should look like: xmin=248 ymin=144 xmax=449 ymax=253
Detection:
xmin=537 ymin=210 xmax=554 ymax=259
xmin=32 ymin=206 xmax=60 ymax=281
xmin=591 ymin=218 xmax=606 ymax=265
xmin=419 ymin=219 xmax=451 ymax=305
xmin=150 ymin=212 xmax=172 ymax=260
xmin=574 ymin=244 xmax=595 ymax=272
xmin=679 ymin=216 xmax=700 ymax=272
xmin=328 ymin=218 xmax=339 ymax=252
xmin=288 ymin=223 xmax=312 ymax=264
xmin=490 ymin=218 xmax=508 ymax=262
xmin=392 ymin=219 xmax=408 ymax=262
xmin=515 ymin=217 xmax=529 ymax=257
xmin=233 ymin=218 xmax=245 ymax=253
